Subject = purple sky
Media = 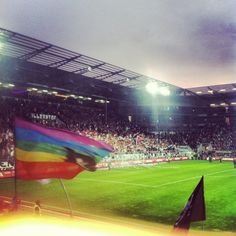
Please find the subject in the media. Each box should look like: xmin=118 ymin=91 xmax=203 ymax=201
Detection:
xmin=0 ymin=0 xmax=235 ymax=88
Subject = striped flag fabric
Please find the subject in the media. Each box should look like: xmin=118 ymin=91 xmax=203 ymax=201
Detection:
xmin=15 ymin=118 xmax=113 ymax=180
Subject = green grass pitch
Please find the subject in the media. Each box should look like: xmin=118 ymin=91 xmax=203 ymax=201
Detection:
xmin=1 ymin=160 xmax=236 ymax=232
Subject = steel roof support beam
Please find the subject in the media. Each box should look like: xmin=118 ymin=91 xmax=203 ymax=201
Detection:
xmin=74 ymin=62 xmax=106 ymax=74
xmin=117 ymin=75 xmax=142 ymax=84
xmin=47 ymin=55 xmax=82 ymax=68
xmin=18 ymin=45 xmax=52 ymax=60
xmin=94 ymin=69 xmax=125 ymax=80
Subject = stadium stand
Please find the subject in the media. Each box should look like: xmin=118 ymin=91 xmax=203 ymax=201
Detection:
xmin=0 ymin=27 xmax=235 ymax=170
xmin=0 ymin=95 xmax=235 ymax=170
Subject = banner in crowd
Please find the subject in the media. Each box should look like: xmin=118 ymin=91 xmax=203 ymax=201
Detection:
xmin=31 ymin=113 xmax=57 ymax=120
xmin=0 ymin=170 xmax=14 ymax=178
xmin=96 ymin=157 xmax=190 ymax=169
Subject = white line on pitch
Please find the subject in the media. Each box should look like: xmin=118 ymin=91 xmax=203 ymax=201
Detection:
xmin=207 ymin=175 xmax=236 ymax=177
xmin=78 ymin=169 xmax=235 ymax=188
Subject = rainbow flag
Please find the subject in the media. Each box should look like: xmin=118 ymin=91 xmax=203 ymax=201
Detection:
xmin=15 ymin=118 xmax=113 ymax=180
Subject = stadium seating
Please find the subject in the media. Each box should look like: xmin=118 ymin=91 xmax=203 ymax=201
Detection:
xmin=0 ymin=96 xmax=235 ymax=165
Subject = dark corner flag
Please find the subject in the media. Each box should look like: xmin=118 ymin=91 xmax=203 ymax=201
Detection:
xmin=174 ymin=176 xmax=206 ymax=231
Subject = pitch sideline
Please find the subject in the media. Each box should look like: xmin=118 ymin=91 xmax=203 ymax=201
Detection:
xmin=78 ymin=169 xmax=235 ymax=188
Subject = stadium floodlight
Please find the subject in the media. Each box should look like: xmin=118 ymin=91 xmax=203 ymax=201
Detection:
xmin=145 ymin=81 xmax=158 ymax=95
xmin=87 ymin=66 xmax=92 ymax=72
xmin=159 ymin=87 xmax=170 ymax=96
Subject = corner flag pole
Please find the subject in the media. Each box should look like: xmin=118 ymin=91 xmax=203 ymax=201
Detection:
xmin=59 ymin=179 xmax=73 ymax=217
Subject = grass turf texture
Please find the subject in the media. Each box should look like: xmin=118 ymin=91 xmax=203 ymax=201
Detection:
xmin=1 ymin=160 xmax=236 ymax=232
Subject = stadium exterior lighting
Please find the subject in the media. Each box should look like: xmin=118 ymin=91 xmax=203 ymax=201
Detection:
xmin=42 ymin=90 xmax=48 ymax=93
xmin=232 ymin=88 xmax=236 ymax=91
xmin=220 ymin=102 xmax=227 ymax=106
xmin=159 ymin=87 xmax=170 ymax=96
xmin=219 ymin=89 xmax=226 ymax=92
xmin=208 ymin=90 xmax=213 ymax=94
xmin=8 ymin=83 xmax=15 ymax=87
xmin=52 ymin=91 xmax=58 ymax=95
xmin=231 ymin=102 xmax=236 ymax=105
xmin=27 ymin=87 xmax=38 ymax=92
xmin=145 ymin=81 xmax=158 ymax=95
xmin=84 ymin=97 xmax=92 ymax=101
xmin=210 ymin=103 xmax=216 ymax=107
xmin=95 ymin=99 xmax=108 ymax=103
xmin=78 ymin=96 xmax=84 ymax=99
xmin=196 ymin=91 xmax=202 ymax=94
xmin=87 ymin=66 xmax=92 ymax=72
xmin=56 ymin=94 xmax=67 ymax=98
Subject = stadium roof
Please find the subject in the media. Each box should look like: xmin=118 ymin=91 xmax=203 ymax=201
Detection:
xmin=188 ymin=83 xmax=236 ymax=107
xmin=188 ymin=83 xmax=236 ymax=95
xmin=0 ymin=27 xmax=182 ymax=91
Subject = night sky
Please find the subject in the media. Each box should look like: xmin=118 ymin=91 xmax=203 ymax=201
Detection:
xmin=0 ymin=0 xmax=235 ymax=88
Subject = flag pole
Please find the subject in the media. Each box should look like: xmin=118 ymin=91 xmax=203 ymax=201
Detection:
xmin=59 ymin=179 xmax=73 ymax=217
xmin=13 ymin=118 xmax=18 ymax=211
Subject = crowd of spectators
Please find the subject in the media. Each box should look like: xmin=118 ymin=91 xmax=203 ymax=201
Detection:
xmin=0 ymin=96 xmax=235 ymax=166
